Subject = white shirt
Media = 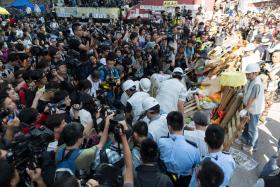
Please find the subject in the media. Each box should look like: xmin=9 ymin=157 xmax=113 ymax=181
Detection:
xmin=87 ymin=76 xmax=100 ymax=97
xmin=16 ymin=29 xmax=23 ymax=38
xmin=156 ymin=78 xmax=187 ymax=114
xmin=70 ymin=108 xmax=93 ymax=127
xmin=184 ymin=129 xmax=208 ymax=158
xmin=143 ymin=114 xmax=169 ymax=143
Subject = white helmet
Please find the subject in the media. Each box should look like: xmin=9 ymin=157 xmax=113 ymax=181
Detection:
xmin=244 ymin=63 xmax=260 ymax=73
xmin=142 ymin=97 xmax=159 ymax=111
xmin=172 ymin=67 xmax=184 ymax=76
xmin=139 ymin=78 xmax=151 ymax=92
xmin=122 ymin=80 xmax=136 ymax=91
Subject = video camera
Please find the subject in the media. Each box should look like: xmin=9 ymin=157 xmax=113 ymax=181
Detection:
xmin=259 ymin=61 xmax=269 ymax=75
xmin=6 ymin=126 xmax=54 ymax=182
xmin=47 ymin=101 xmax=66 ymax=115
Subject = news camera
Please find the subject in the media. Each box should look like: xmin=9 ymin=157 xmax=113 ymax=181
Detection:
xmin=6 ymin=126 xmax=54 ymax=183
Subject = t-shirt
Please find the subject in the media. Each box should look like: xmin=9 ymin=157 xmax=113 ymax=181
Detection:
xmin=75 ymin=146 xmax=97 ymax=174
xmin=68 ymin=36 xmax=87 ymax=60
xmin=156 ymin=78 xmax=187 ymax=114
xmin=250 ymin=84 xmax=261 ymax=99
xmin=69 ymin=108 xmax=93 ymax=127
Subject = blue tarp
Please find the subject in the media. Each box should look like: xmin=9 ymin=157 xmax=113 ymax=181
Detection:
xmin=8 ymin=0 xmax=45 ymax=12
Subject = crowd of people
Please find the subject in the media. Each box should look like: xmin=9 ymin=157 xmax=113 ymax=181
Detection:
xmin=63 ymin=0 xmax=140 ymax=7
xmin=0 ymin=3 xmax=279 ymax=187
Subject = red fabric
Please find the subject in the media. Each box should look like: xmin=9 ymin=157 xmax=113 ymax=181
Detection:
xmin=9 ymin=18 xmax=16 ymax=25
xmin=38 ymin=113 xmax=48 ymax=125
xmin=18 ymin=84 xmax=29 ymax=106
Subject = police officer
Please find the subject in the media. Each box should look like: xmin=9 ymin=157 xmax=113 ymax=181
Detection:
xmin=141 ymin=97 xmax=169 ymax=143
xmin=123 ymin=80 xmax=149 ymax=126
xmin=189 ymin=125 xmax=236 ymax=187
xmin=156 ymin=67 xmax=187 ymax=114
xmin=158 ymin=111 xmax=200 ymax=186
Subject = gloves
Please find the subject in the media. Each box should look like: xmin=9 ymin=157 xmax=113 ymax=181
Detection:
xmin=186 ymin=88 xmax=199 ymax=101
xmin=239 ymin=109 xmax=248 ymax=118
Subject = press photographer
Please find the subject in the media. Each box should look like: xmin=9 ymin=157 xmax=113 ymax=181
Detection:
xmin=54 ymin=113 xmax=113 ymax=180
xmin=68 ymin=23 xmax=95 ymax=62
xmin=99 ymin=52 xmax=121 ymax=107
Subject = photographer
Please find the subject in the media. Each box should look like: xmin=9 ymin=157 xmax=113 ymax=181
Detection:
xmin=51 ymin=61 xmax=71 ymax=83
xmin=32 ymin=81 xmax=59 ymax=114
xmin=87 ymin=70 xmax=101 ymax=98
xmin=0 ymin=158 xmax=20 ymax=187
xmin=131 ymin=121 xmax=148 ymax=169
xmin=99 ymin=52 xmax=120 ymax=107
xmin=45 ymin=114 xmax=67 ymax=152
xmin=0 ymin=158 xmax=47 ymax=187
xmin=92 ymin=117 xmax=128 ymax=170
xmin=52 ymin=171 xmax=99 ymax=187
xmin=69 ymin=23 xmax=93 ymax=61
xmin=55 ymin=113 xmax=112 ymax=175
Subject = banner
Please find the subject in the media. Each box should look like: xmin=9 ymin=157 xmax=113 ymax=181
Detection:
xmin=55 ymin=7 xmax=120 ymax=19
xmin=163 ymin=0 xmax=178 ymax=7
xmin=55 ymin=7 xmax=78 ymax=17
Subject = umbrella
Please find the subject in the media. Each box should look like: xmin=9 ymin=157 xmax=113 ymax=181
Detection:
xmin=0 ymin=7 xmax=10 ymax=15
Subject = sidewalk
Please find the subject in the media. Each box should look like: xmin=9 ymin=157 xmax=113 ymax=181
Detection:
xmin=230 ymin=102 xmax=280 ymax=187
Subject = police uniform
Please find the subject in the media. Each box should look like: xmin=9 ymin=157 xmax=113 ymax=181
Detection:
xmin=143 ymin=114 xmax=169 ymax=143
xmin=127 ymin=91 xmax=150 ymax=125
xmin=156 ymin=78 xmax=187 ymax=114
xmin=189 ymin=151 xmax=236 ymax=187
xmin=159 ymin=134 xmax=200 ymax=178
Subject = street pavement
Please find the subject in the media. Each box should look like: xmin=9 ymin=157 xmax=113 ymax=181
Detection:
xmin=230 ymin=102 xmax=280 ymax=187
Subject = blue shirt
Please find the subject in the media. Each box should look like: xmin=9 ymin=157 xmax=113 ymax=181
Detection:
xmin=99 ymin=66 xmax=120 ymax=81
xmin=99 ymin=66 xmax=120 ymax=97
xmin=159 ymin=134 xmax=200 ymax=176
xmin=132 ymin=146 xmax=141 ymax=169
xmin=189 ymin=151 xmax=236 ymax=187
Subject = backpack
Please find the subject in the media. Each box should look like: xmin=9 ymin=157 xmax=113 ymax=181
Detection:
xmin=55 ymin=146 xmax=81 ymax=176
xmin=93 ymin=148 xmax=124 ymax=187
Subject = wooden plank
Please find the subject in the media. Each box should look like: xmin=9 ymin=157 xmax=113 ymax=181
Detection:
xmin=220 ymin=93 xmax=243 ymax=127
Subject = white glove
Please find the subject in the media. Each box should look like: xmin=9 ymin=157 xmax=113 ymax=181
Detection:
xmin=239 ymin=109 xmax=247 ymax=118
xmin=186 ymin=88 xmax=198 ymax=101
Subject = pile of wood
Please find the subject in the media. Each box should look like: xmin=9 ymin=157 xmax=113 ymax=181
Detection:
xmin=217 ymin=87 xmax=249 ymax=150
xmin=184 ymin=86 xmax=249 ymax=150
xmin=204 ymin=37 xmax=247 ymax=78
